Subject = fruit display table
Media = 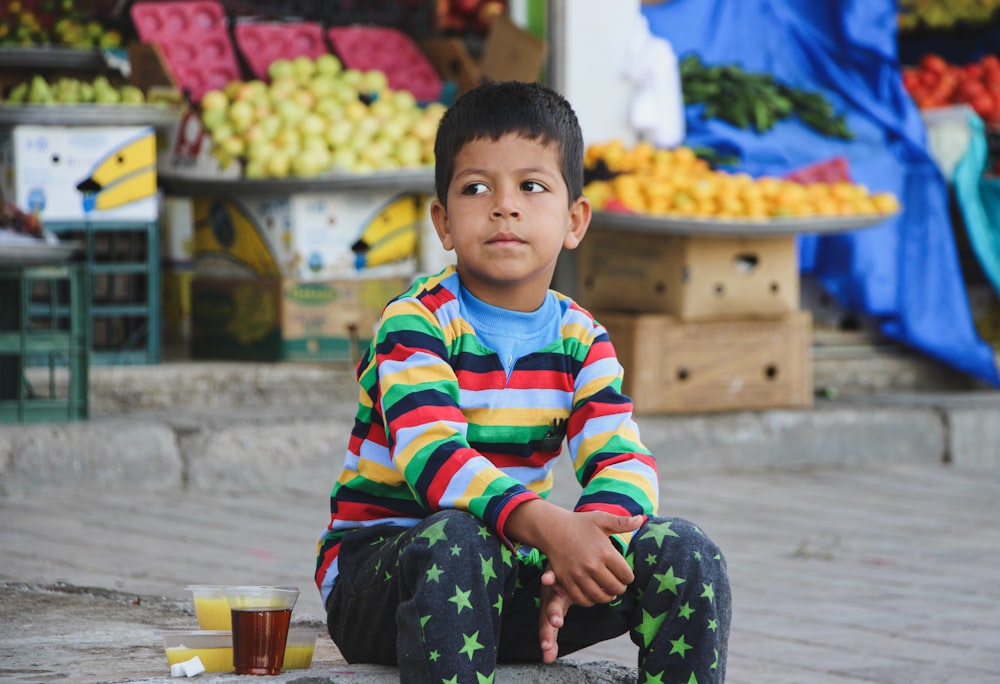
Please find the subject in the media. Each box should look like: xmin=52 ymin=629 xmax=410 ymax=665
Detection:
xmin=157 ymin=169 xmax=434 ymax=195
xmin=574 ymin=209 xmax=893 ymax=414
xmin=0 ymin=103 xmax=181 ymax=129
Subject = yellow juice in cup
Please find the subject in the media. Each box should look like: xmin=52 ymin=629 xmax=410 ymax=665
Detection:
xmin=165 ymin=645 xmax=234 ymax=673
xmin=281 ymin=643 xmax=315 ymax=670
xmin=193 ymin=595 xmax=232 ymax=630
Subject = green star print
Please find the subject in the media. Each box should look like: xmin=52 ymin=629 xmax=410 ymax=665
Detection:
xmin=669 ymin=634 xmax=692 ymax=658
xmin=653 ymin=566 xmax=686 ymax=596
xmin=449 ymin=586 xmax=473 ymax=613
xmin=417 ymin=518 xmax=449 ymax=546
xmin=640 ymin=521 xmax=679 ymax=547
xmin=460 ymin=631 xmax=484 ymax=660
xmin=635 ymin=608 xmax=666 ymax=649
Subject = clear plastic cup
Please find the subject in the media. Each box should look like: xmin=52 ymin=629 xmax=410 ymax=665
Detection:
xmin=159 ymin=630 xmax=233 ymax=673
xmin=281 ymin=627 xmax=319 ymax=670
xmin=186 ymin=584 xmax=231 ymax=630
xmin=225 ymin=586 xmax=299 ymax=675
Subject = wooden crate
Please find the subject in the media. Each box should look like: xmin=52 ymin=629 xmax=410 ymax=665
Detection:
xmin=598 ymin=310 xmax=813 ymax=414
xmin=578 ymin=227 xmax=799 ymax=320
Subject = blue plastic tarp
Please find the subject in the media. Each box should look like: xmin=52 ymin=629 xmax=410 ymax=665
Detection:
xmin=642 ymin=0 xmax=1000 ymax=386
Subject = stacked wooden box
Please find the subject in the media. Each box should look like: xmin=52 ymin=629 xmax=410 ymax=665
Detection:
xmin=577 ymin=222 xmax=813 ymax=414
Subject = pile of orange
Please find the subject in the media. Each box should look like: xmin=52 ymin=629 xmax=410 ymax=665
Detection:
xmin=583 ymin=141 xmax=901 ymax=220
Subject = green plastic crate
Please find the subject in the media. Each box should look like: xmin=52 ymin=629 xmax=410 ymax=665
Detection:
xmin=45 ymin=220 xmax=161 ymax=365
xmin=0 ymin=265 xmax=90 ymax=423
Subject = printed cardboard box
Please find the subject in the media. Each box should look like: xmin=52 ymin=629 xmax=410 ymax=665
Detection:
xmin=0 ymin=125 xmax=158 ymax=221
xmin=190 ymin=275 xmax=410 ymax=362
xmin=191 ymin=190 xmax=427 ymax=281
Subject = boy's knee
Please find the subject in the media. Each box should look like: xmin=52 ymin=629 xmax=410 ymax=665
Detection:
xmin=636 ymin=516 xmax=727 ymax=569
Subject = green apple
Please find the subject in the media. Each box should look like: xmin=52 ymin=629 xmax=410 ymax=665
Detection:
xmin=314 ymin=97 xmax=343 ymax=120
xmin=359 ymin=69 xmax=389 ymax=95
xmin=292 ymin=55 xmax=316 ymax=83
xmin=330 ymin=147 xmax=359 ymax=173
xmin=315 ymin=53 xmax=342 ymax=77
xmin=395 ymin=137 xmax=423 ymax=168
xmin=324 ymin=119 xmax=353 ymax=148
xmin=298 ymin=112 xmax=326 ymax=139
xmin=292 ymin=146 xmax=332 ymax=177
xmin=201 ymin=89 xmax=228 ymax=112
xmin=268 ymin=58 xmax=294 ymax=81
xmin=228 ymin=100 xmax=255 ymax=133
xmin=391 ymin=89 xmax=418 ymax=112
xmin=267 ymin=150 xmax=292 ymax=178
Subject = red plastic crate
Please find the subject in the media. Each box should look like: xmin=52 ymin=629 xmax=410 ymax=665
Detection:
xmin=783 ymin=156 xmax=853 ymax=184
xmin=326 ymin=25 xmax=443 ymax=102
xmin=131 ymin=0 xmax=241 ymax=101
xmin=233 ymin=20 xmax=327 ymax=80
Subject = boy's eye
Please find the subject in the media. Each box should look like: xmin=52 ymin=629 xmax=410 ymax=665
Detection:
xmin=461 ymin=182 xmax=489 ymax=195
xmin=522 ymin=180 xmax=546 ymax=193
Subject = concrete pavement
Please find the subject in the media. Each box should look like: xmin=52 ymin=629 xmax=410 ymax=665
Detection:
xmin=2 ymin=361 xmax=1000 ymax=682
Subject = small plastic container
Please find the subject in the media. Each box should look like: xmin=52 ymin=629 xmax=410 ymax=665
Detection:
xmin=282 ymin=628 xmax=319 ymax=670
xmin=159 ymin=630 xmax=233 ymax=673
xmin=186 ymin=584 xmax=231 ymax=630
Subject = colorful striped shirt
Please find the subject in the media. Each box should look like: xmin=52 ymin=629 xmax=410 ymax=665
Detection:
xmin=315 ymin=266 xmax=659 ymax=603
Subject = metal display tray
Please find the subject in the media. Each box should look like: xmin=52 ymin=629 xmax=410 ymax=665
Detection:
xmin=590 ymin=210 xmax=895 ymax=237
xmin=0 ymin=104 xmax=182 ymax=129
xmin=158 ymin=169 xmax=436 ymax=195
xmin=0 ymin=241 xmax=81 ymax=266
xmin=0 ymin=46 xmax=107 ymax=71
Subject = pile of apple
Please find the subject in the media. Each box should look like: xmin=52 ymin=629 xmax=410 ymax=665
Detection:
xmin=199 ymin=54 xmax=446 ymax=178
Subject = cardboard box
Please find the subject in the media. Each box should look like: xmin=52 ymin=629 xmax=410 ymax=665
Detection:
xmin=599 ymin=310 xmax=813 ymax=414
xmin=423 ymin=15 xmax=548 ymax=94
xmin=190 ymin=275 xmax=410 ymax=362
xmin=578 ymin=226 xmax=799 ymax=320
xmin=191 ymin=190 xmax=427 ymax=281
xmin=0 ymin=125 xmax=158 ymax=222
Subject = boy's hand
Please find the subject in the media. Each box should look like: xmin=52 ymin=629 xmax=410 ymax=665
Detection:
xmin=506 ymin=500 xmax=643 ymax=607
xmin=538 ymin=570 xmax=571 ymax=664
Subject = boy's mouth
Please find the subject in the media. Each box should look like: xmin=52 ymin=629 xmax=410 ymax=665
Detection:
xmin=487 ymin=232 xmax=524 ymax=245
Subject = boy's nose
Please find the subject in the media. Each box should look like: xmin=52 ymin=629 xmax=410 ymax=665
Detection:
xmin=491 ymin=187 xmax=521 ymax=218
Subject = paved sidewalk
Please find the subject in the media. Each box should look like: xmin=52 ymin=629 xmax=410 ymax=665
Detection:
xmin=3 ymin=460 xmax=999 ymax=683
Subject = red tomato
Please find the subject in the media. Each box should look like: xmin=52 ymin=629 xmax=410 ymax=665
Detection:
xmin=920 ymin=70 xmax=939 ymax=89
xmin=957 ymin=79 xmax=986 ymax=102
xmin=920 ymin=54 xmax=948 ymax=75
xmin=972 ymin=93 xmax=995 ymax=120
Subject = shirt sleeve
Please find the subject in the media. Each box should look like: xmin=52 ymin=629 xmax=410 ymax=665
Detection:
xmin=566 ymin=321 xmax=659 ymax=550
xmin=374 ymin=297 xmax=543 ymax=544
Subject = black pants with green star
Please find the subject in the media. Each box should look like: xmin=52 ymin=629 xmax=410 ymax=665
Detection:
xmin=326 ymin=509 xmax=731 ymax=684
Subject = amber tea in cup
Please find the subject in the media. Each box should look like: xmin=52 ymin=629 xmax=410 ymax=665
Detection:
xmin=225 ymin=586 xmax=299 ymax=675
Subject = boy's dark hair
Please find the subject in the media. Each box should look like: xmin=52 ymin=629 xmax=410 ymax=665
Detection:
xmin=433 ymin=81 xmax=584 ymax=207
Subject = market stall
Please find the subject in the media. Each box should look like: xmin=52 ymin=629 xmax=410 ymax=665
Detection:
xmin=3 ymin=0 xmax=997 ymax=424
xmin=638 ymin=0 xmax=1000 ymax=388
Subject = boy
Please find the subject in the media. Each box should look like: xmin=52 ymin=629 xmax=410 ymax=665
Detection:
xmin=316 ymin=81 xmax=731 ymax=683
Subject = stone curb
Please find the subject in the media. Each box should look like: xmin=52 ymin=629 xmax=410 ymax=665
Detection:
xmin=5 ymin=393 xmax=998 ymax=499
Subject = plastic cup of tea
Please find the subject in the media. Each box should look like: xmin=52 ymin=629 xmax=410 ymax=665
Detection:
xmin=186 ymin=585 xmax=231 ymax=630
xmin=225 ymin=586 xmax=299 ymax=676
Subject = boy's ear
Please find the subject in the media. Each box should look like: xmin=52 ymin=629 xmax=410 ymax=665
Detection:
xmin=563 ymin=195 xmax=592 ymax=250
xmin=430 ymin=199 xmax=455 ymax=251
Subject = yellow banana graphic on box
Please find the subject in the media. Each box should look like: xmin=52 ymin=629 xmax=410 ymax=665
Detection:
xmin=76 ymin=130 xmax=156 ymax=213
xmin=192 ymin=196 xmax=281 ymax=277
xmin=352 ymin=193 xmax=423 ymax=269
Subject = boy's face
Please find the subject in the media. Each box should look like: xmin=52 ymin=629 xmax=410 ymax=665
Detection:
xmin=430 ymin=133 xmax=590 ymax=311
